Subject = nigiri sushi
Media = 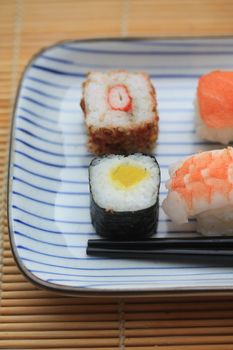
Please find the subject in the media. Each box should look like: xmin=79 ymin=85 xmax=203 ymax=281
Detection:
xmin=196 ymin=71 xmax=233 ymax=144
xmin=89 ymin=154 xmax=160 ymax=238
xmin=162 ymin=148 xmax=233 ymax=236
xmin=80 ymin=71 xmax=158 ymax=155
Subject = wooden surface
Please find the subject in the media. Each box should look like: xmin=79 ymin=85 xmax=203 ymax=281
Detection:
xmin=2 ymin=0 xmax=233 ymax=349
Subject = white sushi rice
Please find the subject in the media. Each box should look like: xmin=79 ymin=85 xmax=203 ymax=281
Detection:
xmin=197 ymin=206 xmax=233 ymax=236
xmin=84 ymin=71 xmax=155 ymax=127
xmin=90 ymin=154 xmax=160 ymax=212
xmin=195 ymin=98 xmax=233 ymax=145
xmin=163 ymin=188 xmax=233 ymax=236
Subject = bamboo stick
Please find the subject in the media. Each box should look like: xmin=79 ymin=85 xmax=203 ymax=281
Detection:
xmin=125 ymin=335 xmax=233 ymax=346
xmin=1 ymin=297 xmax=117 ymax=306
xmin=10 ymin=348 xmax=118 ymax=350
xmin=2 ymin=249 xmax=14 ymax=258
xmin=0 ymin=313 xmax=119 ymax=323
xmin=126 ymin=319 xmax=233 ymax=329
xmin=124 ymin=301 xmax=233 ymax=312
xmin=0 ymin=321 xmax=119 ymax=331
xmin=126 ymin=346 xmax=233 ymax=350
xmin=3 ymin=298 xmax=232 ymax=316
xmin=2 ymin=241 xmax=11 ymax=249
xmin=2 ymin=282 xmax=38 ymax=291
xmin=2 ymin=274 xmax=26 ymax=283
xmin=126 ymin=295 xmax=233 ymax=303
xmin=2 ymin=266 xmax=24 ymax=274
xmin=0 ymin=330 xmax=119 ymax=339
xmin=1 ymin=327 xmax=233 ymax=340
xmin=3 ymin=257 xmax=21 ymax=266
xmin=1 ymin=290 xmax=61 ymax=299
xmin=124 ymin=310 xmax=233 ymax=321
xmin=0 ymin=338 xmax=119 ymax=348
xmin=126 ymin=326 xmax=233 ymax=337
xmin=1 ymin=304 xmax=118 ymax=315
xmin=0 ymin=328 xmax=232 ymax=345
xmin=3 ymin=320 xmax=233 ymax=333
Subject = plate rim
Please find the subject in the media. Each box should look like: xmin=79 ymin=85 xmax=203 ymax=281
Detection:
xmin=7 ymin=35 xmax=233 ymax=297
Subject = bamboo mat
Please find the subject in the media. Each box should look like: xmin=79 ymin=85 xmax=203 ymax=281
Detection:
xmin=2 ymin=1 xmax=233 ymax=349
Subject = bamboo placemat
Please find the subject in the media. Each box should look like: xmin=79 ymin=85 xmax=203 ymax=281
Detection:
xmin=2 ymin=1 xmax=233 ymax=349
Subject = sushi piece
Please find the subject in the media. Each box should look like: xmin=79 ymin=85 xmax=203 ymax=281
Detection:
xmin=162 ymin=147 xmax=233 ymax=236
xmin=196 ymin=71 xmax=233 ymax=144
xmin=81 ymin=71 xmax=158 ymax=154
xmin=89 ymin=154 xmax=160 ymax=238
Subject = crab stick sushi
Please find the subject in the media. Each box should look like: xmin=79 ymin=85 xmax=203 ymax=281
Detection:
xmin=162 ymin=148 xmax=233 ymax=236
xmin=81 ymin=71 xmax=158 ymax=154
xmin=196 ymin=71 xmax=233 ymax=144
xmin=89 ymin=154 xmax=160 ymax=238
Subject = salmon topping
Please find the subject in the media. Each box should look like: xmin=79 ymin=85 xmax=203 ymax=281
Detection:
xmin=108 ymin=84 xmax=132 ymax=112
xmin=198 ymin=71 xmax=233 ymax=128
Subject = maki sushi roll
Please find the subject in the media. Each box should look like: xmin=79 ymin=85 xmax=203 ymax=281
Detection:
xmin=162 ymin=148 xmax=233 ymax=236
xmin=89 ymin=154 xmax=160 ymax=238
xmin=196 ymin=70 xmax=233 ymax=144
xmin=81 ymin=70 xmax=158 ymax=155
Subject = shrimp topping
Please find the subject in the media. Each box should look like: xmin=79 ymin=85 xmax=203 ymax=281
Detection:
xmin=170 ymin=148 xmax=233 ymax=212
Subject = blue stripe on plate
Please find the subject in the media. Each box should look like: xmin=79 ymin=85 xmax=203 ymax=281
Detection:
xmin=14 ymin=218 xmax=94 ymax=235
xmin=15 ymin=150 xmax=88 ymax=168
xmin=32 ymin=63 xmax=200 ymax=79
xmin=26 ymin=75 xmax=72 ymax=89
xmin=40 ymin=54 xmax=75 ymax=64
xmin=17 ymin=245 xmax=102 ymax=260
xmin=17 ymin=116 xmax=62 ymax=134
xmin=16 ymin=128 xmax=84 ymax=146
xmin=13 ymin=164 xmax=88 ymax=184
xmin=46 ymin=273 xmax=233 ymax=283
xmin=22 ymin=256 xmax=214 ymax=271
xmin=16 ymin=137 xmax=194 ymax=158
xmin=29 ymin=268 xmax=225 ymax=279
xmin=21 ymin=96 xmax=78 ymax=113
xmin=17 ymin=115 xmax=83 ymax=135
xmin=14 ymin=231 xmax=86 ymax=248
xmin=32 ymin=64 xmax=85 ymax=77
xmin=13 ymin=176 xmax=89 ymax=195
xmin=12 ymin=192 xmax=89 ymax=210
xmin=24 ymin=86 xmax=78 ymax=102
xmin=19 ymin=106 xmax=61 ymax=124
xmin=15 ymin=138 xmax=87 ymax=157
xmin=19 ymin=106 xmax=81 ymax=125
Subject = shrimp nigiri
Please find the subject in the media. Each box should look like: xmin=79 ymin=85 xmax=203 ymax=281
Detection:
xmin=162 ymin=148 xmax=233 ymax=235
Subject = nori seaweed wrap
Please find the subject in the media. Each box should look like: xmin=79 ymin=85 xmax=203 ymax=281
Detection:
xmin=89 ymin=154 xmax=160 ymax=239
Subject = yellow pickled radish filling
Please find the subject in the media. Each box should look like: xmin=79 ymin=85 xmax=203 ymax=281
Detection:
xmin=109 ymin=163 xmax=149 ymax=189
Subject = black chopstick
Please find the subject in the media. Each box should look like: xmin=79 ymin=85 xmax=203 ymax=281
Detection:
xmin=87 ymin=237 xmax=233 ymax=258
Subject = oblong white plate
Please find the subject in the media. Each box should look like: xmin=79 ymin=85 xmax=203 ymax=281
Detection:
xmin=8 ymin=37 xmax=233 ymax=295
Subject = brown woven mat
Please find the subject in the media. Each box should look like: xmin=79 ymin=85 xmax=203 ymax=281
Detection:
xmin=2 ymin=1 xmax=233 ymax=349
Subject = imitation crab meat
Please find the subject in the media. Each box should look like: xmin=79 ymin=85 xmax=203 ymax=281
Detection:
xmin=107 ymin=84 xmax=132 ymax=112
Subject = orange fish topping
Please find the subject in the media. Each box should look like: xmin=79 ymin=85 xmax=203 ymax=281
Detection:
xmin=198 ymin=71 xmax=233 ymax=128
xmin=170 ymin=148 xmax=233 ymax=209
